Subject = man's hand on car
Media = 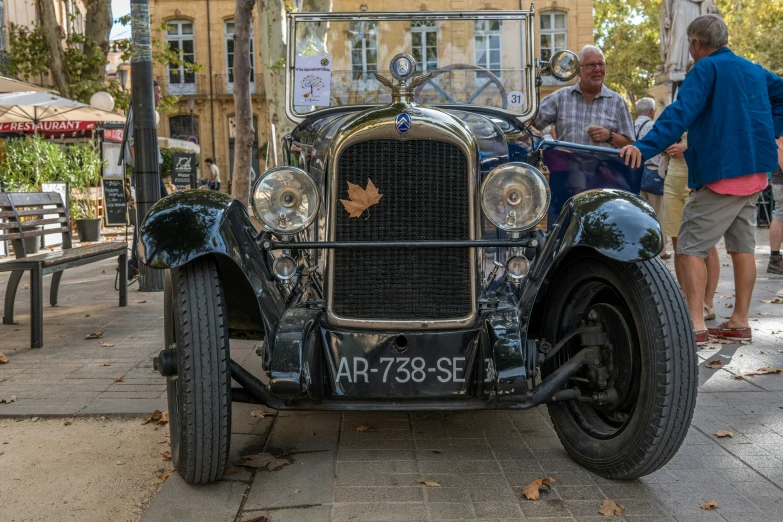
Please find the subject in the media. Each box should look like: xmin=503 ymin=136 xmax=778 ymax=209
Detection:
xmin=619 ymin=145 xmax=643 ymax=168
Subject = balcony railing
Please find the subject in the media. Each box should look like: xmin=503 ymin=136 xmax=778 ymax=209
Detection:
xmin=156 ymin=74 xmax=207 ymax=96
xmin=214 ymin=74 xmax=260 ymax=96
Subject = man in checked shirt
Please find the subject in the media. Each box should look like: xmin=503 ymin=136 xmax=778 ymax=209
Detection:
xmin=533 ymin=45 xmax=635 ymax=149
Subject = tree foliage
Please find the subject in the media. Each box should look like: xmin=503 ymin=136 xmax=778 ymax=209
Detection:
xmin=717 ymin=0 xmax=783 ymax=75
xmin=594 ymin=0 xmax=661 ymax=105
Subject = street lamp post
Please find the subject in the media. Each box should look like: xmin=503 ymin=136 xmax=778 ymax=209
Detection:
xmin=130 ymin=0 xmax=164 ymax=292
xmin=118 ymin=68 xmax=129 ymax=91
xmin=188 ymin=98 xmax=195 ymax=138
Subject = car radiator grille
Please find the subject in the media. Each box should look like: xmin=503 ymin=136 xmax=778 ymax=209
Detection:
xmin=332 ymin=139 xmax=472 ymax=321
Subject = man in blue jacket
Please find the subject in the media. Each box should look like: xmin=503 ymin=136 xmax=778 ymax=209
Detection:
xmin=620 ymin=15 xmax=783 ymax=346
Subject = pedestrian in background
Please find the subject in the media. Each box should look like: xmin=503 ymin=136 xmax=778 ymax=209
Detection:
xmin=204 ymin=158 xmax=221 ymax=191
xmin=534 ymin=45 xmax=635 ymax=149
xmin=662 ymin=130 xmax=720 ymax=320
xmin=767 ymin=135 xmax=783 ymax=275
xmin=634 ymin=97 xmax=669 ymax=259
xmin=620 ymin=15 xmax=783 ymax=345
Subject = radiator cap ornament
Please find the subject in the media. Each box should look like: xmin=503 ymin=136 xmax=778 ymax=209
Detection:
xmin=395 ymin=113 xmax=411 ymax=134
xmin=390 ymin=53 xmax=417 ymax=81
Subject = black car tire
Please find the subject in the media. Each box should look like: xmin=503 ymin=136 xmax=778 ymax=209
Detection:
xmin=165 ymin=257 xmax=231 ymax=484
xmin=543 ymin=255 xmax=697 ymax=479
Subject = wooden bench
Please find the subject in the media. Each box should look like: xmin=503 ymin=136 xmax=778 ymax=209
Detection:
xmin=0 ymin=192 xmax=127 ymax=348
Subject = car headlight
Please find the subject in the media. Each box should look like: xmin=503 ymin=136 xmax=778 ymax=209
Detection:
xmin=481 ymin=163 xmax=549 ymax=231
xmin=549 ymin=50 xmax=579 ymax=82
xmin=251 ymin=166 xmax=320 ymax=235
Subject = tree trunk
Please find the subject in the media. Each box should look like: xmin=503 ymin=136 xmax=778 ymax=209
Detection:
xmin=84 ymin=0 xmax=113 ymax=78
xmin=35 ymin=0 xmax=70 ymax=97
xmin=232 ymin=0 xmax=257 ymax=207
xmin=259 ymin=0 xmax=292 ymax=167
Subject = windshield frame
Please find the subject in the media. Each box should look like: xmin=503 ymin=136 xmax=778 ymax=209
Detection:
xmin=285 ymin=10 xmax=537 ymax=125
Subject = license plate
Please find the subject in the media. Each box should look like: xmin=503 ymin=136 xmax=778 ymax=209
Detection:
xmin=335 ymin=355 xmax=469 ymax=385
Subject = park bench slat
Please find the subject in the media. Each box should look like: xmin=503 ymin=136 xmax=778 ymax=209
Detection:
xmin=0 ymin=217 xmax=68 ymax=230
xmin=0 ymin=207 xmax=67 ymax=218
xmin=0 ymin=226 xmax=70 ymax=241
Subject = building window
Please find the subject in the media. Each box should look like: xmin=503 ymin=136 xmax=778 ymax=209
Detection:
xmin=166 ymin=20 xmax=196 ymax=94
xmin=170 ymin=115 xmax=199 ymax=141
xmin=349 ymin=21 xmax=378 ymax=81
xmin=225 ymin=19 xmax=255 ymax=93
xmin=411 ymin=20 xmax=437 ymax=72
xmin=540 ymin=11 xmax=567 ymax=61
xmin=474 ymin=20 xmax=502 ymax=79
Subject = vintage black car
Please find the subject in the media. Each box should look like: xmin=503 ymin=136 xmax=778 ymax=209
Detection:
xmin=140 ymin=9 xmax=697 ymax=485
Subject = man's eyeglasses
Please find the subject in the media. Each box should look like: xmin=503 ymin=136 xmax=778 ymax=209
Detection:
xmin=580 ymin=62 xmax=607 ymax=71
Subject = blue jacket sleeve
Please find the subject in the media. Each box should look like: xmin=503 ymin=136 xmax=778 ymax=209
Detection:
xmin=767 ymin=69 xmax=783 ymax=138
xmin=634 ymin=61 xmax=715 ymax=160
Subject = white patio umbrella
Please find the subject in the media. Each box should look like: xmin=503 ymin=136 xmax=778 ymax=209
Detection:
xmin=0 ymin=91 xmax=125 ymax=126
xmin=0 ymin=75 xmax=57 ymax=94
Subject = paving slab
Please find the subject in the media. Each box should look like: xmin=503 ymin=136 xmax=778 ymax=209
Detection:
xmin=139 ymin=473 xmax=248 ymax=522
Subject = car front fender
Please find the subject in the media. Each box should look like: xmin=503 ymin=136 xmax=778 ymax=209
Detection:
xmin=138 ymin=189 xmax=286 ymax=338
xmin=559 ymin=189 xmax=663 ymax=262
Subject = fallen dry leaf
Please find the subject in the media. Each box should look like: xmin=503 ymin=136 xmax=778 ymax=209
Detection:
xmin=721 ymin=263 xmax=730 ymax=267
xmin=143 ymin=410 xmax=163 ymax=425
xmin=157 ymin=469 xmax=174 ymax=481
xmin=23 ymin=284 xmax=29 ymax=289
xmin=715 ymin=430 xmax=734 ymax=438
xmin=85 ymin=331 xmax=103 ymax=339
xmin=710 ymin=338 xmax=734 ymax=345
xmin=599 ymin=499 xmax=625 ymax=516
xmin=740 ymin=340 xmax=753 ymax=345
xmin=761 ymin=298 xmax=782 ymax=304
xmin=340 ymin=179 xmax=383 ymax=218
xmin=522 ymin=477 xmax=555 ymax=500
xmin=700 ymin=500 xmax=718 ymax=510
xmin=63 ymin=419 xmax=72 ymax=426
xmin=416 ymin=479 xmax=441 ymax=487
xmin=750 ymin=318 xmax=758 ymax=322
xmin=758 ymin=312 xmax=772 ymax=316
xmin=724 ymin=303 xmax=734 ymax=308
xmin=356 ymin=425 xmax=371 ymax=432
xmin=239 ymin=452 xmax=290 ymax=471
xmin=250 ymin=410 xmax=266 ymax=419
xmin=0 ymin=450 xmax=4 ymax=455
xmin=744 ymin=367 xmax=783 ymax=376
xmin=731 ymin=375 xmax=745 ymax=380
xmin=137 ymin=300 xmax=147 ymax=303
xmin=0 ymin=396 xmax=17 ymax=404
xmin=158 ymin=411 xmax=169 ymax=425
xmin=705 ymin=360 xmax=724 ymax=369
xmin=294 ymin=489 xmax=301 ymax=494
xmin=720 ymin=295 xmax=731 ymax=299
xmin=160 ymin=450 xmax=171 ymax=460
xmin=99 ymin=362 xmax=111 ymax=367
xmin=0 ymin=353 xmax=7 ymax=364
xmin=100 ymin=343 xmax=114 ymax=348
xmin=224 ymin=465 xmax=237 ymax=475
xmin=113 ymin=377 xmax=124 ymax=383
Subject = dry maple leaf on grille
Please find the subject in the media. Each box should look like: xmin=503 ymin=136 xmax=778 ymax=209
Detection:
xmin=340 ymin=179 xmax=383 ymax=218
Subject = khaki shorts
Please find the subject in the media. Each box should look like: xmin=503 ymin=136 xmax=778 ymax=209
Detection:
xmin=677 ymin=187 xmax=759 ymax=258
xmin=662 ymin=174 xmax=690 ymax=238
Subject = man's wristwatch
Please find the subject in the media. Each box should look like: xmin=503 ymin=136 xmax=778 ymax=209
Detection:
xmin=607 ymin=131 xmax=615 ymax=143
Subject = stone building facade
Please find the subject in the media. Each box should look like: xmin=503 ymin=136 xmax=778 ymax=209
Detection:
xmin=149 ymin=0 xmax=593 ymax=189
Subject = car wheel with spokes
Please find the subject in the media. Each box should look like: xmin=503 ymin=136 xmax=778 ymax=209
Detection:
xmin=542 ymin=255 xmax=697 ymax=479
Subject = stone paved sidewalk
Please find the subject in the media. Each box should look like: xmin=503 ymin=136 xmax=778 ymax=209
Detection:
xmin=2 ymin=234 xmax=783 ymax=521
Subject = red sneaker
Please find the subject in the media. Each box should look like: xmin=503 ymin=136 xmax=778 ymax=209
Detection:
xmin=708 ymin=321 xmax=752 ymax=341
xmin=694 ymin=330 xmax=709 ymax=346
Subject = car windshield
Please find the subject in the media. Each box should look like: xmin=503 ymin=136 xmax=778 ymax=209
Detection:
xmin=288 ymin=11 xmax=534 ymax=119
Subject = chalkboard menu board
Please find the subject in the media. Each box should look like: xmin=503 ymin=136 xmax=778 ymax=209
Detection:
xmin=103 ymin=179 xmax=127 ymax=226
xmin=172 ymin=153 xmax=197 ymax=191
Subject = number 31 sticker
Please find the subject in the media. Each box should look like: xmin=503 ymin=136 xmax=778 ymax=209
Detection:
xmin=507 ymin=90 xmax=524 ymax=108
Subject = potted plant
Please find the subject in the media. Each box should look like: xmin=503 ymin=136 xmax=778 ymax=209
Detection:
xmin=65 ymin=144 xmax=105 ymax=243
xmin=0 ymin=136 xmax=67 ymax=254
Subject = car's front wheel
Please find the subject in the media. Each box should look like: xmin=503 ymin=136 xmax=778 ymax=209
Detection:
xmin=543 ymin=255 xmax=697 ymax=479
xmin=164 ymin=257 xmax=231 ymax=484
